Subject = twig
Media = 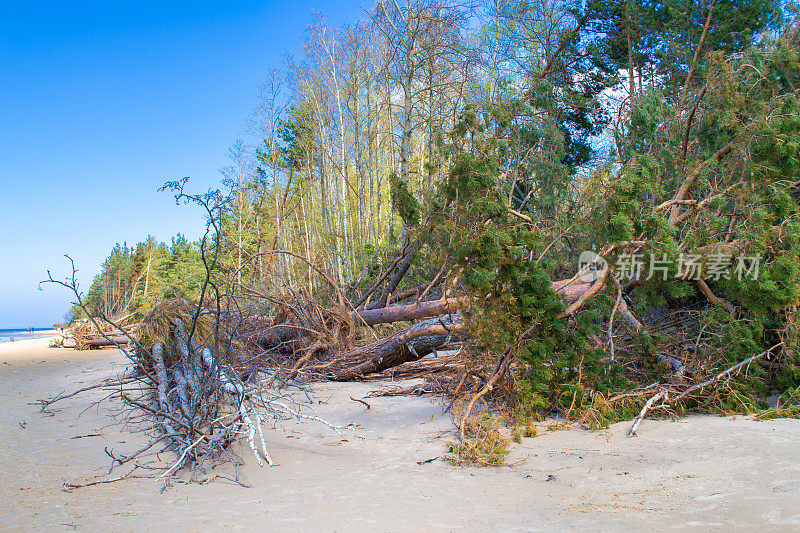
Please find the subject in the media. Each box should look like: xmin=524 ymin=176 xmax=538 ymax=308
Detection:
xmin=460 ymin=346 xmax=514 ymax=442
xmin=673 ymin=343 xmax=783 ymax=403
xmin=350 ymin=396 xmax=371 ymax=409
xmin=64 ymin=465 xmax=140 ymax=490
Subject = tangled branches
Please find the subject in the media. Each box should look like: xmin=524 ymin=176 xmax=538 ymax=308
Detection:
xmin=38 ymin=185 xmax=343 ymax=485
xmin=132 ymin=302 xmax=273 ymax=473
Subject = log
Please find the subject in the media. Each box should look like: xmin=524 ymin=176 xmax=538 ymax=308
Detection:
xmin=252 ymin=298 xmax=461 ymax=350
xmin=85 ymin=336 xmax=131 ymax=348
xmin=324 ymin=316 xmax=466 ymax=380
xmin=253 ymin=279 xmax=594 ymax=351
xmin=327 ymin=280 xmax=593 ymax=378
xmin=355 ymin=298 xmax=460 ymax=326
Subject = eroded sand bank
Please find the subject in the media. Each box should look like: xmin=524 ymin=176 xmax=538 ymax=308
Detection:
xmin=1 ymin=339 xmax=799 ymax=531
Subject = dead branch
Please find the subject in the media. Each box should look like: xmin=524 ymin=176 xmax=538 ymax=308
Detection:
xmin=673 ymin=342 xmax=783 ymax=403
xmin=627 ymin=390 xmax=667 ymax=437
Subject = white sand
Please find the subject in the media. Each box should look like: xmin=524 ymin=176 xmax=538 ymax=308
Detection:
xmin=1 ymin=340 xmax=799 ymax=531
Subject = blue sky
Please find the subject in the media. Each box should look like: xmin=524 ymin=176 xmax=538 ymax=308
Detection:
xmin=0 ymin=1 xmax=366 ymax=327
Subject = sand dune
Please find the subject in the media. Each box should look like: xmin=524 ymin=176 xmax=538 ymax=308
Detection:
xmin=1 ymin=340 xmax=799 ymax=531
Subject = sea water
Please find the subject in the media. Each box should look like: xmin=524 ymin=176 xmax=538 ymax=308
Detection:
xmin=0 ymin=328 xmax=51 ymax=342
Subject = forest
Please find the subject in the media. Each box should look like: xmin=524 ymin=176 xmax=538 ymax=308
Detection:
xmin=57 ymin=0 xmax=800 ymax=468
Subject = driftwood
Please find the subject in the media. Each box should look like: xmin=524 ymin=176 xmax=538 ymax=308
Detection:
xmin=60 ymin=321 xmax=137 ymax=350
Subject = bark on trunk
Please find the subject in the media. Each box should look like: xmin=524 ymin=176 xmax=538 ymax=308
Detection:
xmin=326 ymin=316 xmax=465 ymax=380
xmin=253 ymin=278 xmax=593 ymax=352
xmin=86 ymin=336 xmax=131 ymax=348
xmin=253 ymin=298 xmax=461 ymax=350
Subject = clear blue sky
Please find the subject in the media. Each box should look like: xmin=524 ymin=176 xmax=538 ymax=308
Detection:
xmin=0 ymin=0 xmax=366 ymax=328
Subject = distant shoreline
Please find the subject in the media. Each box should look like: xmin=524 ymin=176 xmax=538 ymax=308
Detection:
xmin=0 ymin=328 xmax=58 ymax=343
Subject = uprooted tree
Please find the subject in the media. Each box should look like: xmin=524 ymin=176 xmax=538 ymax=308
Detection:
xmin=45 ymin=0 xmax=800 ymax=475
xmin=243 ymin=11 xmax=800 ymax=440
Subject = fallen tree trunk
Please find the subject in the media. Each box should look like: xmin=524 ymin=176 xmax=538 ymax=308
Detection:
xmin=253 ymin=298 xmax=462 ymax=350
xmin=356 ymin=278 xmax=593 ymax=325
xmin=254 ymin=278 xmax=596 ymax=356
xmin=322 ymin=316 xmax=466 ymax=380
xmin=86 ymin=335 xmax=131 ymax=348
xmin=355 ymin=297 xmax=460 ymax=326
xmin=325 ymin=279 xmax=602 ymax=379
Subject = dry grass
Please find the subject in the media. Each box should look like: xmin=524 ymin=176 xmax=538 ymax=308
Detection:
xmin=755 ymin=387 xmax=800 ymax=420
xmin=446 ymin=408 xmax=511 ymax=467
xmin=136 ymin=298 xmax=217 ymax=366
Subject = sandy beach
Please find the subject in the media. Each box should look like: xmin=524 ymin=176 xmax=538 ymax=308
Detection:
xmin=1 ymin=338 xmax=799 ymax=531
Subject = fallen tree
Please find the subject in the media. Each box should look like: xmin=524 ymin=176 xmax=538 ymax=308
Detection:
xmin=41 ymin=21 xmax=800 ymax=475
xmin=319 ymin=315 xmax=466 ymax=380
xmin=84 ymin=335 xmax=131 ymax=348
xmin=238 ymin=29 xmax=800 ymax=448
xmin=248 ymin=275 xmax=603 ymax=383
xmin=39 ymin=188 xmax=343 ymax=487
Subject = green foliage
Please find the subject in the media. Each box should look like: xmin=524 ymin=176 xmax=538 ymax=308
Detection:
xmin=756 ymin=386 xmax=800 ymax=420
xmin=79 ymin=234 xmax=206 ymax=321
xmin=425 ymin=11 xmax=800 ymax=425
xmin=435 ymin=96 xmax=621 ymax=418
xmin=589 ymin=0 xmax=781 ymax=97
xmin=73 ymin=0 xmax=800 ymax=430
xmin=389 ymin=173 xmax=421 ymax=228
